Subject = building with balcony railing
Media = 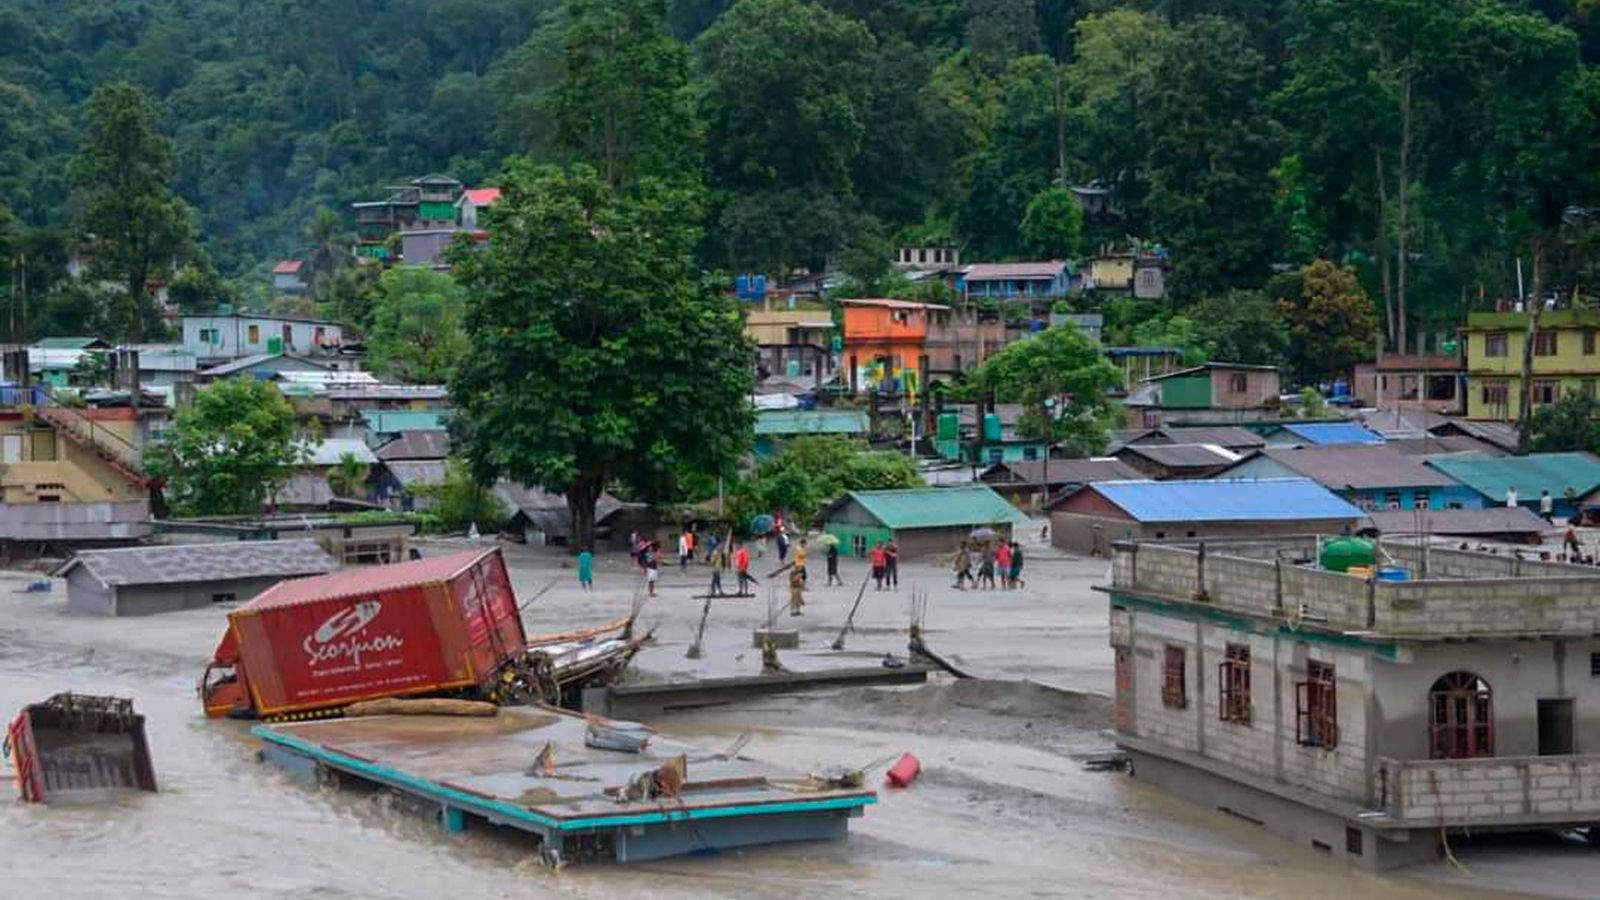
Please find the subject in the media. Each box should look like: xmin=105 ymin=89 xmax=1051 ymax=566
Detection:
xmin=1103 ymin=535 xmax=1600 ymax=870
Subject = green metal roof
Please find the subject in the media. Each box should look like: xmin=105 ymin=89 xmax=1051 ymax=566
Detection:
xmin=34 ymin=337 xmax=105 ymax=350
xmin=754 ymin=409 xmax=869 ymax=436
xmin=837 ymin=485 xmax=1029 ymax=530
xmin=359 ymin=409 xmax=451 ymax=434
xmin=1426 ymin=452 xmax=1600 ymax=500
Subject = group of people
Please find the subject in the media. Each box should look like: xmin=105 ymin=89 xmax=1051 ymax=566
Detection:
xmin=951 ymin=540 xmax=1025 ymax=590
xmin=1506 ymin=486 xmax=1581 ymax=524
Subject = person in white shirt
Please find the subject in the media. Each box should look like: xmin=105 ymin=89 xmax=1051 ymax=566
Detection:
xmin=1540 ymin=489 xmax=1555 ymax=523
xmin=1506 ymin=485 xmax=1519 ymax=508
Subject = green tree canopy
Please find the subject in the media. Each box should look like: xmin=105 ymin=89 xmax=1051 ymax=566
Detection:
xmin=1276 ymin=259 xmax=1381 ymax=383
xmin=68 ymin=82 xmax=193 ymax=341
xmin=971 ymin=322 xmax=1122 ymax=456
xmin=1530 ymin=391 xmax=1600 ymax=454
xmin=1019 ymin=186 xmax=1084 ymax=259
xmin=732 ymin=434 xmax=923 ymax=527
xmin=145 ymin=377 xmax=309 ymax=516
xmin=451 ymin=161 xmax=754 ymax=549
xmin=367 ymin=267 xmax=469 ymax=384
xmin=1191 ymin=290 xmax=1290 ymax=367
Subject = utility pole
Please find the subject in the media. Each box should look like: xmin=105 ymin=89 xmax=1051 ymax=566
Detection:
xmin=1515 ymin=256 xmax=1539 ymax=455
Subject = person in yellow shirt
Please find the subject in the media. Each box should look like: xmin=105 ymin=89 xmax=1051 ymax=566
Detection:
xmin=794 ymin=538 xmax=808 ymax=582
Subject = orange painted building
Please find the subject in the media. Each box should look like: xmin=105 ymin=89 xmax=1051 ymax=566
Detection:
xmin=839 ymin=299 xmax=938 ymax=392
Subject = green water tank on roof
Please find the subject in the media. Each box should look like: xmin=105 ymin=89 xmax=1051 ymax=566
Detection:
xmin=937 ymin=413 xmax=960 ymax=440
xmin=1320 ymin=536 xmax=1376 ymax=573
xmin=982 ymin=413 xmax=1002 ymax=442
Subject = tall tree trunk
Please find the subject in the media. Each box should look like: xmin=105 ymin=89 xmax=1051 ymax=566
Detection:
xmin=1374 ymin=147 xmax=1395 ymax=346
xmin=1054 ymin=66 xmax=1068 ymax=187
xmin=1395 ymin=72 xmax=1413 ymax=363
xmin=1516 ymin=246 xmax=1545 ymax=455
xmin=128 ymin=266 xmax=146 ymax=343
xmin=566 ymin=474 xmax=603 ymax=553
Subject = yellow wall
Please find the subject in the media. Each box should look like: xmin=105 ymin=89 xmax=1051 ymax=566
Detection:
xmin=1464 ymin=310 xmax=1600 ymax=419
xmin=745 ymin=307 xmax=831 ymax=345
xmin=1090 ymin=256 xmax=1134 ymax=286
xmin=0 ymin=416 xmax=146 ymax=503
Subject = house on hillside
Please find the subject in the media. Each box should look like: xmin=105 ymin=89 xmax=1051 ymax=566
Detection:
xmin=959 ymin=262 xmax=1072 ymax=303
xmin=839 ymin=298 xmax=938 ymax=394
xmin=1122 ymin=363 xmax=1281 ymax=428
xmin=272 ymin=260 xmax=309 ymax=297
xmin=822 ymin=485 xmax=1029 ymax=557
xmin=1048 ymin=478 xmax=1364 ymax=554
xmin=1462 ymin=307 xmax=1600 ymax=420
xmin=182 ymin=313 xmax=344 ymax=364
xmin=1219 ymin=445 xmax=1483 ymax=512
xmin=197 ymin=353 xmax=336 ymax=383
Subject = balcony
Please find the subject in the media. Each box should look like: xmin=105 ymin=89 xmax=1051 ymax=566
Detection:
xmin=1377 ymin=755 xmax=1600 ymax=826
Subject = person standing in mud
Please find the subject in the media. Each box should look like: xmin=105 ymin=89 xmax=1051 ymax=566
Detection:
xmin=1008 ymin=541 xmax=1025 ymax=589
xmin=788 ymin=562 xmax=805 ymax=616
xmin=952 ymin=543 xmax=974 ymax=589
xmin=826 ymin=540 xmax=842 ymax=586
xmin=707 ymin=541 xmax=727 ymax=596
xmin=884 ymin=540 xmax=900 ymax=590
xmin=869 ymin=541 xmax=887 ymax=590
xmin=996 ymin=540 xmax=1013 ymax=589
xmin=735 ymin=541 xmax=752 ymax=595
xmin=794 ymin=538 xmax=808 ymax=583
xmin=577 ymin=547 xmax=593 ymax=592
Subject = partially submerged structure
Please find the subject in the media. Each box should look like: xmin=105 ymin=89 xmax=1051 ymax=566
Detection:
xmin=54 ymin=539 xmax=338 ymax=616
xmin=1103 ymin=535 xmax=1600 ymax=869
xmin=255 ymin=705 xmax=875 ymax=865
xmin=1426 ymin=452 xmax=1600 ymax=519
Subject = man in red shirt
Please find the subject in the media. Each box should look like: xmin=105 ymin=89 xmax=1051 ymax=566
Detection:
xmin=869 ymin=542 xmax=887 ymax=591
xmin=735 ymin=542 xmax=752 ymax=595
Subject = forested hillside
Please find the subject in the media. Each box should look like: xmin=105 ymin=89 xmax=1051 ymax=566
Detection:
xmin=4 ymin=0 xmax=1600 ymax=354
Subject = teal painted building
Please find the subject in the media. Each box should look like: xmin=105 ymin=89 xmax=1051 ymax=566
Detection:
xmin=822 ymin=484 xmax=1030 ymax=557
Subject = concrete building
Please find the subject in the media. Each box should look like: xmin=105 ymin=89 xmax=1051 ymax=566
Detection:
xmin=1104 ymin=535 xmax=1600 ymax=869
xmin=1353 ymin=351 xmax=1464 ymax=414
xmin=271 ymin=260 xmax=309 ymax=297
xmin=1219 ymin=446 xmax=1483 ymax=512
xmin=822 ymin=485 xmax=1029 ymax=558
xmin=54 ymin=539 xmax=337 ymax=616
xmin=182 ymin=313 xmax=344 ymax=363
xmin=1050 ymin=478 xmax=1364 ymax=554
xmin=1462 ymin=307 xmax=1600 ymax=420
xmin=839 ymin=298 xmax=938 ymax=393
xmin=892 ymin=246 xmax=960 ymax=272
xmin=1123 ymin=364 xmax=1282 ymax=428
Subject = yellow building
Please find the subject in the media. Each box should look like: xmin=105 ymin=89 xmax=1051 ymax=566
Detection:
xmin=1463 ymin=309 xmax=1600 ymax=420
xmin=0 ymin=405 xmax=152 ymax=503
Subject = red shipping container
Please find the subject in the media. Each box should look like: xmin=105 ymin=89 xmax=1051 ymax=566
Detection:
xmin=204 ymin=548 xmax=527 ymax=719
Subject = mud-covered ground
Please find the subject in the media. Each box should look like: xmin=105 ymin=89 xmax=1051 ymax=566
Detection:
xmin=0 ymin=535 xmax=1587 ymax=898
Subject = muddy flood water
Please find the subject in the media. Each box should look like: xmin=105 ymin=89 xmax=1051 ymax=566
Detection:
xmin=0 ymin=541 xmax=1592 ymax=898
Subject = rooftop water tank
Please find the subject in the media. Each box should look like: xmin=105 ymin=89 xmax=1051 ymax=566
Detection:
xmin=1320 ymin=536 xmax=1376 ymax=573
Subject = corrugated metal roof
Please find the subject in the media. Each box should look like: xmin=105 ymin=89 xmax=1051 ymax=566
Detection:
xmin=1425 ymin=453 xmax=1600 ymax=500
xmin=1238 ymin=446 xmax=1461 ymax=490
xmin=1441 ymin=420 xmax=1520 ymax=451
xmin=310 ymin=438 xmax=378 ymax=466
xmin=837 ymin=297 xmax=949 ymax=310
xmin=35 ymin=337 xmax=109 ymax=350
xmin=375 ymin=431 xmax=451 ymax=461
xmin=753 ymin=409 xmax=869 ymax=436
xmin=962 ymin=262 xmax=1065 ymax=280
xmin=1279 ymin=422 xmax=1385 ymax=446
xmin=1365 ymin=507 xmax=1548 ymax=536
xmin=1146 ymin=362 xmax=1280 ymax=381
xmin=54 ymin=539 xmax=337 ymax=587
xmin=983 ymin=459 xmax=1146 ymax=485
xmin=1116 ymin=443 xmax=1240 ymax=468
xmin=838 ymin=485 xmax=1029 ymax=529
xmin=273 ymin=471 xmax=334 ymax=507
xmin=203 ymin=353 xmax=333 ymax=377
xmin=1079 ymin=478 xmax=1363 ymax=523
xmin=386 ymin=460 xmax=447 ymax=487
xmin=241 ymin=547 xmax=492 ymax=610
xmin=360 ymin=409 xmax=451 ymax=434
xmin=1385 ymin=435 xmax=1503 ymax=457
xmin=462 ymin=187 xmax=501 ymax=205
xmin=272 ymin=260 xmax=304 ymax=274
xmin=1127 ymin=426 xmax=1266 ymax=450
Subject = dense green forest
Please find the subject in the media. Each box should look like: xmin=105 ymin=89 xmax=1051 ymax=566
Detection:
xmin=4 ymin=0 xmax=1600 ymax=364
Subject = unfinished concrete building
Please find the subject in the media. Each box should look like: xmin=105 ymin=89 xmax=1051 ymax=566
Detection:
xmin=1102 ymin=537 xmax=1600 ymax=870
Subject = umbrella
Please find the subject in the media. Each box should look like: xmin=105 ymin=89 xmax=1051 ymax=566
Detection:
xmin=969 ymin=527 xmax=999 ymax=541
xmin=812 ymin=533 xmax=840 ymax=547
xmin=749 ymin=514 xmax=775 ymax=535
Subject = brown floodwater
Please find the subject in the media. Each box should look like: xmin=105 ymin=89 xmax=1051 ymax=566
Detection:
xmin=0 ymin=545 xmax=1586 ymax=898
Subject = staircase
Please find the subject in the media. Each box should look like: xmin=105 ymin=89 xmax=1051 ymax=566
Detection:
xmin=33 ymin=404 xmax=153 ymax=490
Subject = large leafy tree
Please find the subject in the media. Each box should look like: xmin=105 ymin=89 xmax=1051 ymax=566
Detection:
xmin=732 ymin=434 xmax=923 ymax=525
xmin=1191 ymin=290 xmax=1291 ymax=367
xmin=367 ymin=266 xmax=469 ymax=384
xmin=1140 ymin=15 xmax=1281 ymax=298
xmin=451 ymin=162 xmax=754 ymax=549
xmin=698 ymin=0 xmax=876 ymax=271
xmin=1276 ymin=259 xmax=1380 ymax=383
xmin=971 ymin=322 xmax=1122 ymax=458
xmin=145 ymin=377 xmax=309 ymax=516
xmin=553 ymin=0 xmax=698 ymax=191
xmin=1530 ymin=391 xmax=1600 ymax=454
xmin=68 ymin=82 xmax=193 ymax=341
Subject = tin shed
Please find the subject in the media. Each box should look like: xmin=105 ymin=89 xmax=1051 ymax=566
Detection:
xmin=53 ymin=539 xmax=339 ymax=616
xmin=822 ymin=485 xmax=1030 ymax=557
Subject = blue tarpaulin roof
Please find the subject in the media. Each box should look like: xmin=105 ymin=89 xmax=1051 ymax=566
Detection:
xmin=1280 ymin=422 xmax=1385 ymax=446
xmin=1085 ymin=478 xmax=1364 ymax=523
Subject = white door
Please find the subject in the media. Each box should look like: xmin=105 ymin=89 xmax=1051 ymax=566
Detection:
xmin=3 ymin=434 xmax=22 ymax=462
